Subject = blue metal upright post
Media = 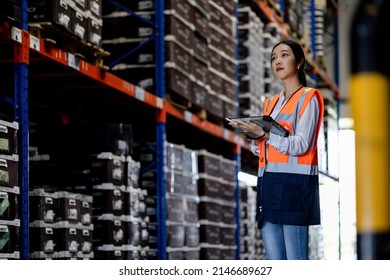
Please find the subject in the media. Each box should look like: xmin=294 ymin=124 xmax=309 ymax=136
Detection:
xmin=234 ymin=1 xmax=241 ymax=259
xmin=310 ymin=0 xmax=318 ymax=85
xmin=154 ymin=0 xmax=167 ymax=260
xmin=234 ymin=146 xmax=241 ymax=260
xmin=235 ymin=1 xmax=240 ymax=118
xmin=310 ymin=0 xmax=316 ymax=61
xmin=280 ymin=0 xmax=285 ymax=14
xmin=14 ymin=0 xmax=29 ymax=259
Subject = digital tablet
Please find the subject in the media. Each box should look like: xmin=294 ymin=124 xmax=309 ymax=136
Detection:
xmin=227 ymin=115 xmax=289 ymax=137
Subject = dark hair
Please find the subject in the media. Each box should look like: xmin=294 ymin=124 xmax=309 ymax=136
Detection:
xmin=271 ymin=40 xmax=307 ymax=86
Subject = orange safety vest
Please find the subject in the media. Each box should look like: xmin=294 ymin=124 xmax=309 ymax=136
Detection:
xmin=257 ymin=87 xmax=324 ymax=176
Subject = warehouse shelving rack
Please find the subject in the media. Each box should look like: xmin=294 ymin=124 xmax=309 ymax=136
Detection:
xmin=10 ymin=0 xmax=29 ymax=260
xmin=252 ymin=0 xmax=339 ymax=95
xmin=1 ymin=0 xmax=248 ymax=260
xmin=0 ymin=0 xmax=339 ymax=260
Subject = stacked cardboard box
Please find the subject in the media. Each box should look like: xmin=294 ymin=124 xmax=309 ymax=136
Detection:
xmin=197 ymin=149 xmax=237 ymax=260
xmin=102 ymin=0 xmax=239 ymax=121
xmin=0 ymin=119 xmax=20 ymax=260
xmin=29 ymin=189 xmax=94 ymax=259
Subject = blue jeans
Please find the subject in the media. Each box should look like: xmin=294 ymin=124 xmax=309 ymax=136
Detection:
xmin=261 ymin=220 xmax=309 ymax=260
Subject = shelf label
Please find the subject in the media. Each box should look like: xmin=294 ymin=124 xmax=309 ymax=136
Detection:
xmin=11 ymin=27 xmax=22 ymax=43
xmin=30 ymin=36 xmax=40 ymax=51
xmin=135 ymin=87 xmax=145 ymax=101
xmin=68 ymin=53 xmax=80 ymax=71
xmin=156 ymin=97 xmax=163 ymax=109
xmin=223 ymin=129 xmax=230 ymax=140
xmin=184 ymin=111 xmax=192 ymax=123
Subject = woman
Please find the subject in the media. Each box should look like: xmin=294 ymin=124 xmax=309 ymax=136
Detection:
xmin=228 ymin=40 xmax=324 ymax=259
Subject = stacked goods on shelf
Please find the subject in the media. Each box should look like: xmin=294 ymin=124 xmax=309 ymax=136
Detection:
xmin=165 ymin=143 xmax=200 ymax=260
xmin=237 ymin=6 xmax=264 ymax=117
xmin=28 ymin=0 xmax=73 ymax=35
xmin=300 ymin=0 xmax=328 ymax=81
xmin=299 ymin=0 xmax=325 ymax=88
xmin=136 ymin=143 xmax=238 ymax=260
xmin=68 ymin=0 xmax=89 ymax=42
xmin=303 ymin=0 xmax=326 ymax=59
xmin=0 ymin=0 xmax=22 ymax=26
xmin=29 ymin=122 xmax=147 ymax=260
xmin=239 ymin=185 xmax=266 ymax=260
xmin=191 ymin=0 xmax=210 ymax=114
xmin=86 ymin=0 xmax=104 ymax=48
xmin=237 ymin=4 xmax=283 ymax=116
xmin=102 ymin=0 xmax=239 ymax=122
xmin=262 ymin=22 xmax=283 ymax=97
xmin=283 ymin=0 xmax=304 ymax=39
xmin=208 ymin=0 xmax=239 ymax=120
xmin=29 ymin=188 xmax=94 ymax=259
xmin=197 ymin=149 xmax=237 ymax=260
xmin=218 ymin=156 xmax=238 ymax=259
xmin=136 ymin=142 xmax=200 ymax=260
xmin=0 ymin=119 xmax=20 ymax=260
xmin=102 ymin=2 xmax=196 ymax=109
xmin=308 ymin=223 xmax=325 ymax=260
xmin=29 ymin=123 xmax=133 ymax=159
xmin=27 ymin=0 xmax=104 ymax=61
xmin=85 ymin=154 xmax=147 ymax=260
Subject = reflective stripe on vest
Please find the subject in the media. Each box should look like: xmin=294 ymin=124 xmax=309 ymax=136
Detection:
xmin=257 ymin=87 xmax=324 ymax=177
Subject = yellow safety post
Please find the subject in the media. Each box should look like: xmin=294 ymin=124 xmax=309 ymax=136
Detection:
xmin=350 ymin=0 xmax=390 ymax=259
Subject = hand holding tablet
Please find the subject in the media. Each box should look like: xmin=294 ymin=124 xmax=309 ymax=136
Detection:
xmin=226 ymin=115 xmax=289 ymax=137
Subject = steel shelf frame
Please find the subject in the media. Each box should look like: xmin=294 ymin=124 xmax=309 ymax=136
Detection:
xmin=154 ymin=0 xmax=167 ymax=260
xmin=14 ymin=0 xmax=29 ymax=260
xmin=104 ymin=0 xmax=168 ymax=260
xmin=309 ymin=0 xmax=318 ymax=86
xmin=234 ymin=2 xmax=242 ymax=259
xmin=2 ymin=0 xmax=249 ymax=260
xmin=2 ymin=0 xmax=340 ymax=261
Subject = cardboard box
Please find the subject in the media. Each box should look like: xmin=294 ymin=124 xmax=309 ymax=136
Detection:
xmin=28 ymin=0 xmax=73 ymax=32
xmin=0 ymin=119 xmax=18 ymax=155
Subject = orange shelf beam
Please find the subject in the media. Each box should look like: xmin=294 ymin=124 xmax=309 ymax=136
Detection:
xmin=30 ymin=35 xmax=164 ymax=109
xmin=164 ymin=102 xmax=249 ymax=149
xmin=13 ymin=27 xmax=249 ymax=148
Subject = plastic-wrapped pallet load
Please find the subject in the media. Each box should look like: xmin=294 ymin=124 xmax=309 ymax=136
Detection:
xmin=29 ymin=188 xmax=94 ymax=259
xmin=0 ymin=140 xmax=20 ymax=260
xmin=0 ymin=0 xmax=22 ymax=25
xmin=238 ymin=6 xmax=266 ymax=116
xmin=0 ymin=219 xmax=20 ymax=260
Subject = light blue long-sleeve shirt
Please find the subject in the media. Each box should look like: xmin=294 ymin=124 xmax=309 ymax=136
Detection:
xmin=251 ymin=90 xmax=320 ymax=157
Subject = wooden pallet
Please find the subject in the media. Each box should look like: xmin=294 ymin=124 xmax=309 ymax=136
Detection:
xmin=28 ymin=22 xmax=110 ymax=69
xmin=166 ymin=91 xmax=192 ymax=111
xmin=165 ymin=91 xmax=225 ymax=126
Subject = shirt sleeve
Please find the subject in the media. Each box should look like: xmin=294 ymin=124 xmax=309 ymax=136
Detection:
xmin=268 ymin=96 xmax=320 ymax=156
xmin=250 ymin=140 xmax=260 ymax=157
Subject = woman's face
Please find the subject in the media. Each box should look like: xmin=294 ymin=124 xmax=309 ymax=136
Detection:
xmin=271 ymin=44 xmax=298 ymax=82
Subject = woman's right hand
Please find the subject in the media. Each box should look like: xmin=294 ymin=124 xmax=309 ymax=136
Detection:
xmin=232 ymin=119 xmax=266 ymax=138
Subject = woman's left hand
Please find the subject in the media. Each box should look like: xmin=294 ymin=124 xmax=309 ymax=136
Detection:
xmin=228 ymin=119 xmax=265 ymax=138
